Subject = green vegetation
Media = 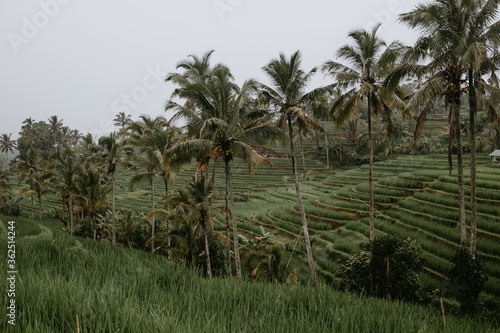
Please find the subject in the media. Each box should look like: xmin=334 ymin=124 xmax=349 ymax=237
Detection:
xmin=1 ymin=217 xmax=496 ymax=333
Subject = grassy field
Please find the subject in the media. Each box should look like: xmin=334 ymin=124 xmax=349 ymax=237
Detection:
xmin=1 ymin=216 xmax=497 ymax=332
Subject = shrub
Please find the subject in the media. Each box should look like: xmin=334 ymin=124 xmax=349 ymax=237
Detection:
xmin=336 ymin=235 xmax=425 ymax=303
xmin=447 ymin=248 xmax=488 ymax=315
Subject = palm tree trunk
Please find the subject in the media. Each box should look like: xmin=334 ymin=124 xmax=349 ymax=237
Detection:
xmin=61 ymin=195 xmax=65 ymax=220
xmin=368 ymin=102 xmax=375 ymax=241
xmin=287 ymin=113 xmax=317 ymax=286
xmin=299 ymin=133 xmax=306 ymax=173
xmin=469 ymin=69 xmax=477 ymax=257
xmin=224 ymin=195 xmax=232 ymax=276
xmin=163 ymin=177 xmax=170 ymax=249
xmin=225 ymin=158 xmax=241 ymax=278
xmin=112 ymin=173 xmax=116 ymax=245
xmin=38 ymin=196 xmax=42 ymax=219
xmin=69 ymin=192 xmax=74 ymax=235
xmin=453 ymin=102 xmax=467 ymax=247
xmin=324 ymin=122 xmax=330 ymax=170
xmin=151 ymin=176 xmax=155 ymax=254
xmin=31 ymin=195 xmax=34 ymax=218
xmin=204 ymin=229 xmax=212 ymax=279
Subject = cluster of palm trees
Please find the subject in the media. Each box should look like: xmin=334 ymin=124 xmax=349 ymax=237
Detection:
xmin=1 ymin=0 xmax=498 ymax=284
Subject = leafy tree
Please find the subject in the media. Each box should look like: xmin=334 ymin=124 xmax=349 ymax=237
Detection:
xmin=17 ymin=120 xmax=53 ymax=160
xmin=337 ymin=235 xmax=424 ymax=303
xmin=447 ymin=247 xmax=487 ymax=314
xmin=323 ymin=27 xmax=405 ymax=241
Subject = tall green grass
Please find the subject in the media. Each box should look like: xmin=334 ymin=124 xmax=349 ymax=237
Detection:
xmin=1 ymin=216 xmax=496 ymax=333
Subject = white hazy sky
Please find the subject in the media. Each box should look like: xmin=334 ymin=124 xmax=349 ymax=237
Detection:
xmin=1 ymin=0 xmax=421 ymax=139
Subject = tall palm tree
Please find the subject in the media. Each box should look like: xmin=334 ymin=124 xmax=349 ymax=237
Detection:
xmin=164 ymin=176 xmax=215 ymax=278
xmin=99 ymin=132 xmax=121 ymax=245
xmin=261 ymin=51 xmax=327 ymax=286
xmin=461 ymin=0 xmax=500 ymax=256
xmin=167 ymin=64 xmax=281 ymax=278
xmin=113 ymin=112 xmax=132 ymax=130
xmin=48 ymin=115 xmax=64 ymax=148
xmin=14 ymin=148 xmax=45 ymax=218
xmin=50 ymin=146 xmax=78 ymax=234
xmin=392 ymin=0 xmax=500 ymax=247
xmin=74 ymin=165 xmax=110 ymax=240
xmin=0 ymin=133 xmax=16 ymax=160
xmin=322 ymin=27 xmax=405 ymax=241
xmin=25 ymin=171 xmax=54 ymax=219
xmin=123 ymin=115 xmax=169 ymax=253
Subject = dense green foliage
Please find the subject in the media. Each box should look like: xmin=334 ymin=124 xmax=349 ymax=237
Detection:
xmin=336 ymin=235 xmax=424 ymax=303
xmin=447 ymin=248 xmax=488 ymax=314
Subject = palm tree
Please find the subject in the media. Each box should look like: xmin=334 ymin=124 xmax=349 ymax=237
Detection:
xmin=167 ymin=62 xmax=281 ymax=278
xmin=165 ymin=176 xmax=215 ymax=278
xmin=13 ymin=148 xmax=45 ymax=218
xmin=461 ymin=0 xmax=500 ymax=256
xmin=74 ymin=166 xmax=110 ymax=240
xmin=393 ymin=0 xmax=500 ymax=247
xmin=0 ymin=133 xmax=16 ymax=160
xmin=117 ymin=210 xmax=144 ymax=248
xmin=113 ymin=112 xmax=132 ymax=130
xmin=99 ymin=132 xmax=121 ymax=245
xmin=48 ymin=115 xmax=64 ymax=148
xmin=123 ymin=115 xmax=169 ymax=253
xmin=50 ymin=146 xmax=78 ymax=234
xmin=261 ymin=51 xmax=329 ymax=286
xmin=25 ymin=171 xmax=54 ymax=219
xmin=323 ymin=26 xmax=405 ymax=241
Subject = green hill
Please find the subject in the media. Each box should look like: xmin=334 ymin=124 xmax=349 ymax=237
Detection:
xmin=0 ymin=216 xmax=496 ymax=332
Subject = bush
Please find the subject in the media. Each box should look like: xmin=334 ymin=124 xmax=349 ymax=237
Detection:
xmin=336 ymin=235 xmax=425 ymax=303
xmin=447 ymin=248 xmax=488 ymax=315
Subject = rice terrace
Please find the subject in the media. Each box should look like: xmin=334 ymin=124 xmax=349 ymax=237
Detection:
xmin=1 ymin=0 xmax=500 ymax=332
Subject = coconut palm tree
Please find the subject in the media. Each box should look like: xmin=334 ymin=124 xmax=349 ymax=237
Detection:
xmin=261 ymin=50 xmax=330 ymax=286
xmin=167 ymin=63 xmax=281 ymax=278
xmin=25 ymin=171 xmax=54 ymax=219
xmin=50 ymin=146 xmax=78 ymax=234
xmin=0 ymin=133 xmax=16 ymax=160
xmin=14 ymin=148 xmax=46 ymax=218
xmin=99 ymin=132 xmax=121 ymax=245
xmin=391 ymin=0 xmax=500 ymax=247
xmin=74 ymin=165 xmax=110 ymax=240
xmin=461 ymin=0 xmax=500 ymax=256
xmin=113 ymin=112 xmax=132 ymax=130
xmin=323 ymin=27 xmax=406 ymax=242
xmin=122 ymin=115 xmax=169 ymax=253
xmin=48 ymin=115 xmax=64 ymax=148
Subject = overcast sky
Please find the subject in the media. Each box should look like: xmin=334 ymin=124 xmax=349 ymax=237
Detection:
xmin=1 ymin=0 xmax=421 ymax=139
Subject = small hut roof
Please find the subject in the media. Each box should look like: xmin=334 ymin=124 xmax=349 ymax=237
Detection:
xmin=489 ymin=150 xmax=500 ymax=157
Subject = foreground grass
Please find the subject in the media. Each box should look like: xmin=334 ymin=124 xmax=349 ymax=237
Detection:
xmin=1 ymin=216 xmax=496 ymax=333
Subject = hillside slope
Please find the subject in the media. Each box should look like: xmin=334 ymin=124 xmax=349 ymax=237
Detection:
xmin=0 ymin=216 xmax=496 ymax=332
